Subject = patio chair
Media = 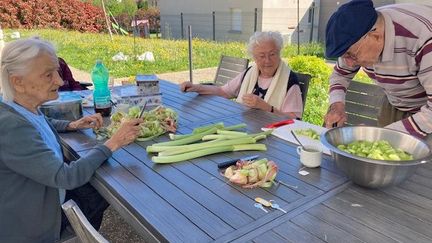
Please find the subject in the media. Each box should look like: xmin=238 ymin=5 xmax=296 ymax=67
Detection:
xmin=293 ymin=71 xmax=311 ymax=109
xmin=212 ymin=55 xmax=249 ymax=86
xmin=344 ymin=80 xmax=385 ymax=126
xmin=61 ymin=199 xmax=109 ymax=243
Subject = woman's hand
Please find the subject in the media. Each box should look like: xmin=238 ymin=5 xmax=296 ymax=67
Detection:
xmin=324 ymin=102 xmax=347 ymax=128
xmin=241 ymin=94 xmax=270 ymax=110
xmin=67 ymin=113 xmax=103 ymax=130
xmin=104 ymin=118 xmax=143 ymax=152
xmin=180 ymin=81 xmax=198 ymax=92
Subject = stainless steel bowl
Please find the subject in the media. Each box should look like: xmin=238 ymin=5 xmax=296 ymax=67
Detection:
xmin=321 ymin=126 xmax=432 ymax=188
xmin=40 ymin=92 xmax=83 ymax=121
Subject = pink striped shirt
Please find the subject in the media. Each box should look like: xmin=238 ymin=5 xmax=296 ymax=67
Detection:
xmin=221 ymin=70 xmax=303 ymax=118
xmin=329 ymin=3 xmax=432 ymax=138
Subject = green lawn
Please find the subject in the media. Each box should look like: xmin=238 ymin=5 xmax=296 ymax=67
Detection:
xmin=3 ymin=29 xmax=324 ymax=78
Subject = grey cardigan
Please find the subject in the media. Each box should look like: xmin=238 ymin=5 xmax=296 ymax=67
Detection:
xmin=0 ymin=102 xmax=112 ymax=243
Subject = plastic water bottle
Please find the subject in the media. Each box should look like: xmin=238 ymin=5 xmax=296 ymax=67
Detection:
xmin=91 ymin=60 xmax=112 ymax=117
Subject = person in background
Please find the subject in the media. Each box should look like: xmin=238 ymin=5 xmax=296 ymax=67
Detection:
xmin=179 ymin=31 xmax=303 ymax=119
xmin=324 ymin=0 xmax=432 ymax=144
xmin=0 ymin=37 xmax=143 ymax=242
xmin=58 ymin=57 xmax=85 ymax=91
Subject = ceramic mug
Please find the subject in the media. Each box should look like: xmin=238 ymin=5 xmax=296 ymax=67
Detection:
xmin=296 ymin=144 xmax=322 ymax=168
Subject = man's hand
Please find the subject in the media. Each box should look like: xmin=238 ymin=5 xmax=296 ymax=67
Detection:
xmin=179 ymin=81 xmax=199 ymax=92
xmin=241 ymin=94 xmax=270 ymax=110
xmin=324 ymin=102 xmax=347 ymax=128
xmin=67 ymin=113 xmax=103 ymax=130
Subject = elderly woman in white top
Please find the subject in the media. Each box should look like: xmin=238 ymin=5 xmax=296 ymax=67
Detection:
xmin=180 ymin=31 xmax=303 ymax=119
xmin=0 ymin=37 xmax=143 ymax=242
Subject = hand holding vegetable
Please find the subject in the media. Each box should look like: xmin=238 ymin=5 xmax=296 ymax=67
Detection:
xmin=67 ymin=113 xmax=103 ymax=130
xmin=104 ymin=118 xmax=143 ymax=152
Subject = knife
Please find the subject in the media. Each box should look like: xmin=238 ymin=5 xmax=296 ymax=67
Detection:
xmin=218 ymin=155 xmax=260 ymax=169
xmin=264 ymin=119 xmax=294 ymax=129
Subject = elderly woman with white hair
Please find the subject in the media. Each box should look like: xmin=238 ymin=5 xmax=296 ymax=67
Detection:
xmin=0 ymin=38 xmax=143 ymax=242
xmin=180 ymin=31 xmax=303 ymax=119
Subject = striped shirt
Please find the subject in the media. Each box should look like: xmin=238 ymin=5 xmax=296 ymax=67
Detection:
xmin=329 ymin=3 xmax=432 ymax=138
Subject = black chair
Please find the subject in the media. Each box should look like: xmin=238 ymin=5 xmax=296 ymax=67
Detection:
xmin=293 ymin=72 xmax=311 ymax=109
xmin=344 ymin=81 xmax=385 ymax=126
xmin=212 ymin=55 xmax=249 ymax=86
xmin=79 ymin=82 xmax=93 ymax=90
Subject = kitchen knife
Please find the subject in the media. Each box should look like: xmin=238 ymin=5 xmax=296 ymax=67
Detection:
xmin=264 ymin=119 xmax=294 ymax=129
xmin=217 ymin=155 xmax=260 ymax=169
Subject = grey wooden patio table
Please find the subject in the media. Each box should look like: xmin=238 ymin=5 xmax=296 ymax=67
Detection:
xmin=60 ymin=81 xmax=432 ymax=243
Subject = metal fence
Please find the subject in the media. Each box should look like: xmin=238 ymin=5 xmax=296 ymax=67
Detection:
xmin=160 ymin=6 xmax=319 ymax=44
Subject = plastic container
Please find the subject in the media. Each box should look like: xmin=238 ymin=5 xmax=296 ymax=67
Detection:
xmin=91 ymin=60 xmax=111 ymax=116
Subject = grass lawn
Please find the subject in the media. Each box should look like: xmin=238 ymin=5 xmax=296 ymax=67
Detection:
xmin=3 ymin=29 xmax=324 ymax=78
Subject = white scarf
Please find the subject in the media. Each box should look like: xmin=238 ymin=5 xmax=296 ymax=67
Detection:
xmin=236 ymin=61 xmax=290 ymax=109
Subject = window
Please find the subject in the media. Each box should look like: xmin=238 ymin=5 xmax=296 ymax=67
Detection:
xmin=231 ymin=8 xmax=242 ymax=32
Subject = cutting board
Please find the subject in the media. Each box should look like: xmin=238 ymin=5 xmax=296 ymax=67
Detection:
xmin=263 ymin=120 xmax=331 ymax=155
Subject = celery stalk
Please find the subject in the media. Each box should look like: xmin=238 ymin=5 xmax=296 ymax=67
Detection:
xmin=152 ymin=144 xmax=267 ymax=163
xmin=192 ymin=122 xmax=224 ymax=134
xmin=150 ymin=127 xmax=219 ymax=147
xmin=216 ymin=130 xmax=248 ymax=136
xmin=158 ymin=137 xmax=256 ymax=156
xmin=223 ymin=123 xmax=247 ymax=131
xmin=202 ymin=134 xmax=248 ymax=141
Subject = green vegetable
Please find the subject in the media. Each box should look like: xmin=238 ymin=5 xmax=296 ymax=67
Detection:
xmin=294 ymin=128 xmax=320 ymax=140
xmin=337 ymin=140 xmax=413 ymax=161
xmin=152 ymin=144 xmax=267 ymax=163
xmin=94 ymin=106 xmax=178 ymax=141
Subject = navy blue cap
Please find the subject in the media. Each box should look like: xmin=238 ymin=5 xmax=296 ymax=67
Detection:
xmin=325 ymin=0 xmax=377 ymax=58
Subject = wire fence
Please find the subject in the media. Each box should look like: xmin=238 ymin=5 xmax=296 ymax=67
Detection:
xmin=159 ymin=6 xmax=319 ymax=45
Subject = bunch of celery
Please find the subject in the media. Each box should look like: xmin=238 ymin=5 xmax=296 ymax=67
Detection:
xmin=94 ymin=106 xmax=177 ymax=141
xmin=147 ymin=122 xmax=272 ymax=163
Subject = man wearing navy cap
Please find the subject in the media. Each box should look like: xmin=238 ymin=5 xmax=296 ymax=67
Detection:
xmin=324 ymin=0 xmax=432 ymax=143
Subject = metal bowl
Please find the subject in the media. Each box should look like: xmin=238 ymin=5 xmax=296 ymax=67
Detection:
xmin=321 ymin=126 xmax=432 ymax=188
xmin=40 ymin=92 xmax=83 ymax=121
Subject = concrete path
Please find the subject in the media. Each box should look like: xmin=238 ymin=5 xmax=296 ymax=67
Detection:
xmin=70 ymin=66 xmax=218 ymax=85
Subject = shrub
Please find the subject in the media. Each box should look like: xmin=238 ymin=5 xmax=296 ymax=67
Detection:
xmin=0 ymin=0 xmax=105 ymax=32
xmin=136 ymin=7 xmax=160 ymax=33
xmin=288 ymin=55 xmax=332 ymax=125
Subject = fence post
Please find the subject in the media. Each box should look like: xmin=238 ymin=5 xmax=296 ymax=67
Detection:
xmin=297 ymin=0 xmax=300 ymax=55
xmin=309 ymin=2 xmax=315 ymax=43
xmin=181 ymin=12 xmax=184 ymax=39
xmin=254 ymin=8 xmax=258 ymax=32
xmin=212 ymin=11 xmax=216 ymax=41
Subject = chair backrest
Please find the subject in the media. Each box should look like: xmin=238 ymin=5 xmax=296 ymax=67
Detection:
xmin=214 ymin=55 xmax=249 ymax=86
xmin=345 ymin=81 xmax=385 ymax=126
xmin=293 ymin=72 xmax=311 ymax=108
xmin=61 ymin=199 xmax=109 ymax=243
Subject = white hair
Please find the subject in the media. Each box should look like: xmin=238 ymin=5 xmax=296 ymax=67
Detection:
xmin=0 ymin=37 xmax=57 ymax=102
xmin=247 ymin=31 xmax=284 ymax=56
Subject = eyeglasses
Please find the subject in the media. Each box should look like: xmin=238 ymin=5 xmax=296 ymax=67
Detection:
xmin=343 ymin=28 xmax=376 ymax=62
xmin=253 ymin=51 xmax=279 ymax=62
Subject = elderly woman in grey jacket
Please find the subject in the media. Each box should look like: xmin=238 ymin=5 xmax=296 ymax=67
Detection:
xmin=0 ymin=38 xmax=143 ymax=242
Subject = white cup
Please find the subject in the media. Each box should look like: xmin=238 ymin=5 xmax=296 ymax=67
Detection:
xmin=296 ymin=144 xmax=322 ymax=168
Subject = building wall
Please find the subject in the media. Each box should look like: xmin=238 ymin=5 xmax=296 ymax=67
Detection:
xmin=261 ymin=0 xmax=319 ymax=44
xmin=318 ymin=0 xmax=395 ymax=42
